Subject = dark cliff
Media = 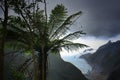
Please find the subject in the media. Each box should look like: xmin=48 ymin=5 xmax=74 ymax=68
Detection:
xmin=81 ymin=40 xmax=120 ymax=80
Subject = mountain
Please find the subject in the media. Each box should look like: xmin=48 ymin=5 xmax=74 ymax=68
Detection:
xmin=107 ymin=65 xmax=120 ymax=80
xmin=47 ymin=53 xmax=88 ymax=80
xmin=80 ymin=40 xmax=120 ymax=80
xmin=4 ymin=51 xmax=88 ymax=80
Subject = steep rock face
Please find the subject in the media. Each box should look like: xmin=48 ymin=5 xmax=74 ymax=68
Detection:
xmin=81 ymin=40 xmax=120 ymax=80
xmin=47 ymin=53 xmax=88 ymax=80
xmin=91 ymin=40 xmax=120 ymax=72
xmin=107 ymin=65 xmax=120 ymax=80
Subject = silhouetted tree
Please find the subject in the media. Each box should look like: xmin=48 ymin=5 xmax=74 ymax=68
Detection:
xmin=4 ymin=0 xmax=87 ymax=80
xmin=0 ymin=0 xmax=8 ymax=80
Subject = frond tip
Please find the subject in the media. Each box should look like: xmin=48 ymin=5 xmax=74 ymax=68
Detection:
xmin=60 ymin=42 xmax=88 ymax=52
xmin=62 ymin=31 xmax=86 ymax=40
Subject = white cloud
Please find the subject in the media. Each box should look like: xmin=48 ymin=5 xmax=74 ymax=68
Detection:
xmin=60 ymin=35 xmax=120 ymax=57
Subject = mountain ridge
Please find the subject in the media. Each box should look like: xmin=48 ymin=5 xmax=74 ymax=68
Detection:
xmin=80 ymin=40 xmax=120 ymax=80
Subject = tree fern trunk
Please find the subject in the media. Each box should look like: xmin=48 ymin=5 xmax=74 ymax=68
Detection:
xmin=40 ymin=47 xmax=47 ymax=80
xmin=42 ymin=55 xmax=45 ymax=80
xmin=38 ymin=52 xmax=42 ymax=80
xmin=31 ymin=48 xmax=38 ymax=80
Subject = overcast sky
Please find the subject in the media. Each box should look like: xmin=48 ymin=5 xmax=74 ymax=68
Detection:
xmin=0 ymin=0 xmax=120 ymax=57
xmin=47 ymin=0 xmax=120 ymax=38
xmin=0 ymin=0 xmax=120 ymax=38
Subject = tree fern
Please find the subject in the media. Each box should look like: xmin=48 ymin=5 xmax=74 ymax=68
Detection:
xmin=6 ymin=2 xmax=88 ymax=80
xmin=49 ymin=11 xmax=82 ymax=40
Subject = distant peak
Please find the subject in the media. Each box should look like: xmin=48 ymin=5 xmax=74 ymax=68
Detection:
xmin=107 ymin=40 xmax=112 ymax=44
xmin=107 ymin=40 xmax=120 ymax=45
xmin=109 ymin=40 xmax=111 ymax=42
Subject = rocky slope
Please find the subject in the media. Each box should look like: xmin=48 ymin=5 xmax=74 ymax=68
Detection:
xmin=81 ymin=40 xmax=120 ymax=80
xmin=47 ymin=53 xmax=88 ymax=80
xmin=4 ymin=51 xmax=88 ymax=80
xmin=107 ymin=65 xmax=120 ymax=80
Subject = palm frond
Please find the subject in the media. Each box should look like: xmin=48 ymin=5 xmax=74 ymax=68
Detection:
xmin=60 ymin=42 xmax=88 ymax=52
xmin=50 ymin=47 xmax=61 ymax=54
xmin=5 ymin=41 xmax=29 ymax=51
xmin=32 ymin=10 xmax=46 ymax=33
xmin=62 ymin=30 xmax=86 ymax=40
xmin=48 ymin=4 xmax=67 ymax=36
xmin=8 ymin=16 xmax=27 ymax=29
xmin=49 ymin=39 xmax=87 ymax=51
xmin=8 ymin=23 xmax=26 ymax=35
xmin=50 ymin=39 xmax=88 ymax=53
xmin=7 ymin=19 xmax=38 ymax=45
xmin=6 ymin=29 xmax=31 ymax=44
xmin=49 ymin=11 xmax=82 ymax=40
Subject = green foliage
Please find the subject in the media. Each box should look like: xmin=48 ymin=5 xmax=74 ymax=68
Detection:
xmin=62 ymin=31 xmax=86 ymax=40
xmin=5 ymin=41 xmax=28 ymax=51
xmin=2 ymin=1 xmax=88 ymax=80
xmin=6 ymin=3 xmax=87 ymax=54
xmin=10 ymin=68 xmax=26 ymax=80
xmin=48 ymin=4 xmax=67 ymax=37
xmin=49 ymin=11 xmax=82 ymax=40
xmin=46 ymin=5 xmax=86 ymax=53
xmin=24 ymin=50 xmax=32 ymax=56
xmin=49 ymin=4 xmax=67 ymax=25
